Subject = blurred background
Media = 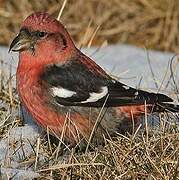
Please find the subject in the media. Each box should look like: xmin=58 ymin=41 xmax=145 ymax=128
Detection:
xmin=1 ymin=0 xmax=179 ymax=53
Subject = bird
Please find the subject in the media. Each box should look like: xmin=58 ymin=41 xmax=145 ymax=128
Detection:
xmin=9 ymin=12 xmax=179 ymax=149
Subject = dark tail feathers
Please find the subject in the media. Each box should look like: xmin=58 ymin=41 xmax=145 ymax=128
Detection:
xmin=153 ymin=102 xmax=179 ymax=113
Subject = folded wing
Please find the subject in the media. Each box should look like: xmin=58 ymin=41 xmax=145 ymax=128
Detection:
xmin=40 ymin=56 xmax=173 ymax=107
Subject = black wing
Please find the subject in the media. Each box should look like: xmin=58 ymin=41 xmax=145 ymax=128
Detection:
xmin=40 ymin=57 xmax=173 ymax=107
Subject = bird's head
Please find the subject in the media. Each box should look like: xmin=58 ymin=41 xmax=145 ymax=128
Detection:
xmin=9 ymin=12 xmax=75 ymax=58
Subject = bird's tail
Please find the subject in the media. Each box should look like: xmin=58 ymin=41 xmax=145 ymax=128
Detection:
xmin=152 ymin=102 xmax=179 ymax=113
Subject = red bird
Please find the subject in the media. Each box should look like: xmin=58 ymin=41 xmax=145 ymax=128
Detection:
xmin=9 ymin=12 xmax=178 ymax=148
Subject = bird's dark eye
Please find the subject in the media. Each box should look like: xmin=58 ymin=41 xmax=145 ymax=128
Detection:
xmin=37 ymin=31 xmax=47 ymax=38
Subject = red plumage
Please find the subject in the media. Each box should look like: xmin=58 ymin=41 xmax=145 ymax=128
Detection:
xmin=9 ymin=12 xmax=179 ymax=148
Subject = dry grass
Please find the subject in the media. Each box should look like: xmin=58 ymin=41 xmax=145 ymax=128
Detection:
xmin=3 ymin=120 xmax=178 ymax=179
xmin=0 ymin=61 xmax=20 ymax=139
xmin=1 ymin=0 xmax=179 ymax=53
xmin=31 ymin=122 xmax=178 ymax=179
